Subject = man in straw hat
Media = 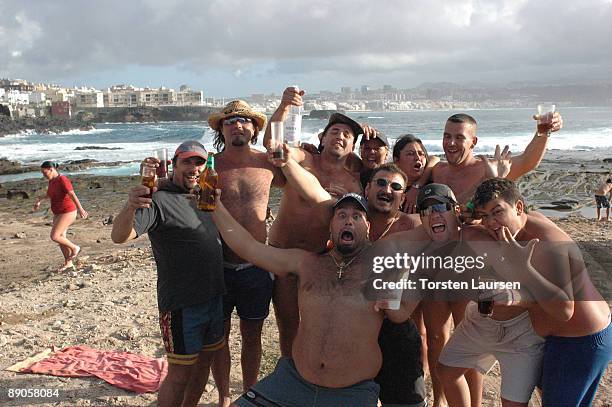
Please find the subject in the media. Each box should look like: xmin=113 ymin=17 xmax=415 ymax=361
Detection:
xmin=263 ymin=86 xmax=365 ymax=358
xmin=207 ymin=100 xmax=287 ymax=406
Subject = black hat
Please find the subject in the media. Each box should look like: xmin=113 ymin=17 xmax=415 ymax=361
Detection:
xmin=416 ymin=183 xmax=458 ymax=210
xmin=333 ymin=192 xmax=368 ymax=214
xmin=323 ymin=113 xmax=363 ymax=142
xmin=40 ymin=161 xmax=58 ymax=169
xmin=360 ymin=132 xmax=389 ymax=148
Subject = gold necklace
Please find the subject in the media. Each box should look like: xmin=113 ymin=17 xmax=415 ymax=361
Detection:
xmin=374 ymin=213 xmax=401 ymax=242
xmin=328 ymin=249 xmax=362 ymax=279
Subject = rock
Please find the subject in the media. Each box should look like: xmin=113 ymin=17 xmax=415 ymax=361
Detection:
xmin=13 ymin=232 xmax=26 ymax=239
xmin=6 ymin=190 xmax=29 ymax=199
xmin=67 ymin=283 xmax=80 ymax=290
xmin=83 ymin=264 xmax=102 ymax=273
xmin=102 ymin=215 xmax=114 ymax=225
xmin=74 ymin=146 xmax=123 ymax=151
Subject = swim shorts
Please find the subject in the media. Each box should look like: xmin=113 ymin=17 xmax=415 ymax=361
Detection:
xmin=158 ymin=296 xmax=225 ymax=365
xmin=223 ymin=263 xmax=274 ymax=320
xmin=439 ymin=302 xmax=544 ymax=403
xmin=234 ymin=357 xmax=380 ymax=407
xmin=595 ymin=195 xmax=610 ymax=209
xmin=541 ymin=318 xmax=612 ymax=407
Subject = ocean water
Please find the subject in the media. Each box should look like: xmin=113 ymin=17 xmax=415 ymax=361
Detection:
xmin=1 ymin=106 xmax=611 ymax=183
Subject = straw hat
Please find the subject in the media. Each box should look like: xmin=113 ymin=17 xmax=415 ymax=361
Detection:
xmin=208 ymin=100 xmax=267 ymax=131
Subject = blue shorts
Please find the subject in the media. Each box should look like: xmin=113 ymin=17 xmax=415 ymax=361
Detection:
xmin=541 ymin=319 xmax=612 ymax=407
xmin=158 ymin=296 xmax=225 ymax=365
xmin=234 ymin=357 xmax=380 ymax=407
xmin=595 ymin=195 xmax=610 ymax=209
xmin=223 ymin=264 xmax=274 ymax=320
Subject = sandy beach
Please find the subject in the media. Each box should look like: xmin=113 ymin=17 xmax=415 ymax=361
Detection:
xmin=0 ymin=152 xmax=610 ymax=406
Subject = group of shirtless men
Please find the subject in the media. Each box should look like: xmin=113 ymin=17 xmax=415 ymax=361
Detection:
xmin=112 ymin=86 xmax=611 ymax=407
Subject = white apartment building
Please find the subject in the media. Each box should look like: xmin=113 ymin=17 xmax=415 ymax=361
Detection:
xmin=45 ymin=88 xmax=74 ymax=103
xmin=5 ymin=90 xmax=29 ymax=105
xmin=29 ymin=91 xmax=47 ymax=104
xmin=74 ymin=89 xmax=104 ymax=108
xmin=102 ymin=85 xmax=204 ymax=107
xmin=176 ymin=90 xmax=203 ymax=106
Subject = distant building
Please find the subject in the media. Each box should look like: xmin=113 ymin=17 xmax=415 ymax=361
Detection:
xmin=176 ymin=89 xmax=203 ymax=106
xmin=341 ymin=87 xmax=352 ymax=94
xmin=5 ymin=90 xmax=29 ymax=105
xmin=75 ymin=89 xmax=104 ymax=108
xmin=29 ymin=91 xmax=47 ymax=104
xmin=51 ymin=101 xmax=72 ymax=118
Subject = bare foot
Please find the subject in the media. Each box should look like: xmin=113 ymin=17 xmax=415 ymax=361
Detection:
xmin=68 ymin=246 xmax=81 ymax=262
xmin=56 ymin=263 xmax=75 ymax=272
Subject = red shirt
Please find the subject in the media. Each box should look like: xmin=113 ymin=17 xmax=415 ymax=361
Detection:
xmin=47 ymin=175 xmax=77 ymax=214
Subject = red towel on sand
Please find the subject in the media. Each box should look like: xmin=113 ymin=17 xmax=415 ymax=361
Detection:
xmin=21 ymin=346 xmax=168 ymax=393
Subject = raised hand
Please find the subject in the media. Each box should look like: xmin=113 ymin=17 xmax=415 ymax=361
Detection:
xmin=360 ymin=123 xmax=380 ymax=141
xmin=281 ymin=86 xmax=304 ymax=108
xmin=533 ymin=111 xmax=563 ymax=135
xmin=128 ymin=185 xmax=157 ymax=209
xmin=487 ymin=226 xmax=539 ymax=281
xmin=481 ymin=145 xmax=512 ymax=179
xmin=267 ymin=143 xmax=291 ymax=168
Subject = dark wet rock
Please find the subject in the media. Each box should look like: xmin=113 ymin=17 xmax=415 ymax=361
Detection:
xmin=540 ymin=199 xmax=581 ymax=211
xmin=6 ymin=190 xmax=30 ymax=199
xmin=603 ymin=158 xmax=612 ymax=163
xmin=0 ymin=115 xmax=94 ymax=138
xmin=75 ymin=146 xmax=123 ymax=151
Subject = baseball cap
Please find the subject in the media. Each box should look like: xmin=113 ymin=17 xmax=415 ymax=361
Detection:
xmin=416 ymin=183 xmax=458 ymax=210
xmin=323 ymin=113 xmax=364 ymax=142
xmin=174 ymin=140 xmax=207 ymax=160
xmin=360 ymin=132 xmax=389 ymax=148
xmin=333 ymin=192 xmax=369 ymax=214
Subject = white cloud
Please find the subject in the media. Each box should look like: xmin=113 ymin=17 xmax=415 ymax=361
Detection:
xmin=0 ymin=0 xmax=610 ymax=93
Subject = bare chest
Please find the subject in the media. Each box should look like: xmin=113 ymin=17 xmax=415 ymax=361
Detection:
xmin=433 ymin=163 xmax=485 ymax=203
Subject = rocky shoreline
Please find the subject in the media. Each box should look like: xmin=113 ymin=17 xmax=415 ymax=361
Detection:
xmin=0 ymin=158 xmax=133 ymax=177
xmin=0 ymin=115 xmax=95 ymax=138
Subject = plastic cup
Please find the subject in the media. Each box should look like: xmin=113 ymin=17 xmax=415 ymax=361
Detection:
xmin=537 ymin=104 xmax=556 ymax=135
xmin=270 ymin=122 xmax=284 ymax=159
xmin=154 ymin=148 xmax=168 ymax=179
xmin=378 ymin=270 xmax=409 ymax=310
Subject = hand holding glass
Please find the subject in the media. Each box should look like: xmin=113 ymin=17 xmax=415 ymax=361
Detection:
xmin=270 ymin=122 xmax=284 ymax=159
xmin=537 ymin=104 xmax=556 ymax=136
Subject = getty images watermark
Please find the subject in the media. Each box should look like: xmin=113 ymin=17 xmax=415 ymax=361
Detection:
xmin=370 ymin=252 xmax=520 ymax=292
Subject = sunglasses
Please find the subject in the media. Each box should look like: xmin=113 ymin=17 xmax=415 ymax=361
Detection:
xmin=419 ymin=202 xmax=454 ymax=217
xmin=223 ymin=116 xmax=253 ymax=125
xmin=374 ymin=178 xmax=404 ymax=191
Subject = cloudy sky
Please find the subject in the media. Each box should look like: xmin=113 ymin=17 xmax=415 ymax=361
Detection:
xmin=1 ymin=0 xmax=611 ymax=97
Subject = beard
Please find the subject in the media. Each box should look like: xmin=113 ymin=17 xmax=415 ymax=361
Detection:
xmin=336 ymin=243 xmax=356 ymax=254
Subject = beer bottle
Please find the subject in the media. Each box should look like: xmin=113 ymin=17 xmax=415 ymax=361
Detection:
xmin=198 ymin=152 xmax=218 ymax=211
